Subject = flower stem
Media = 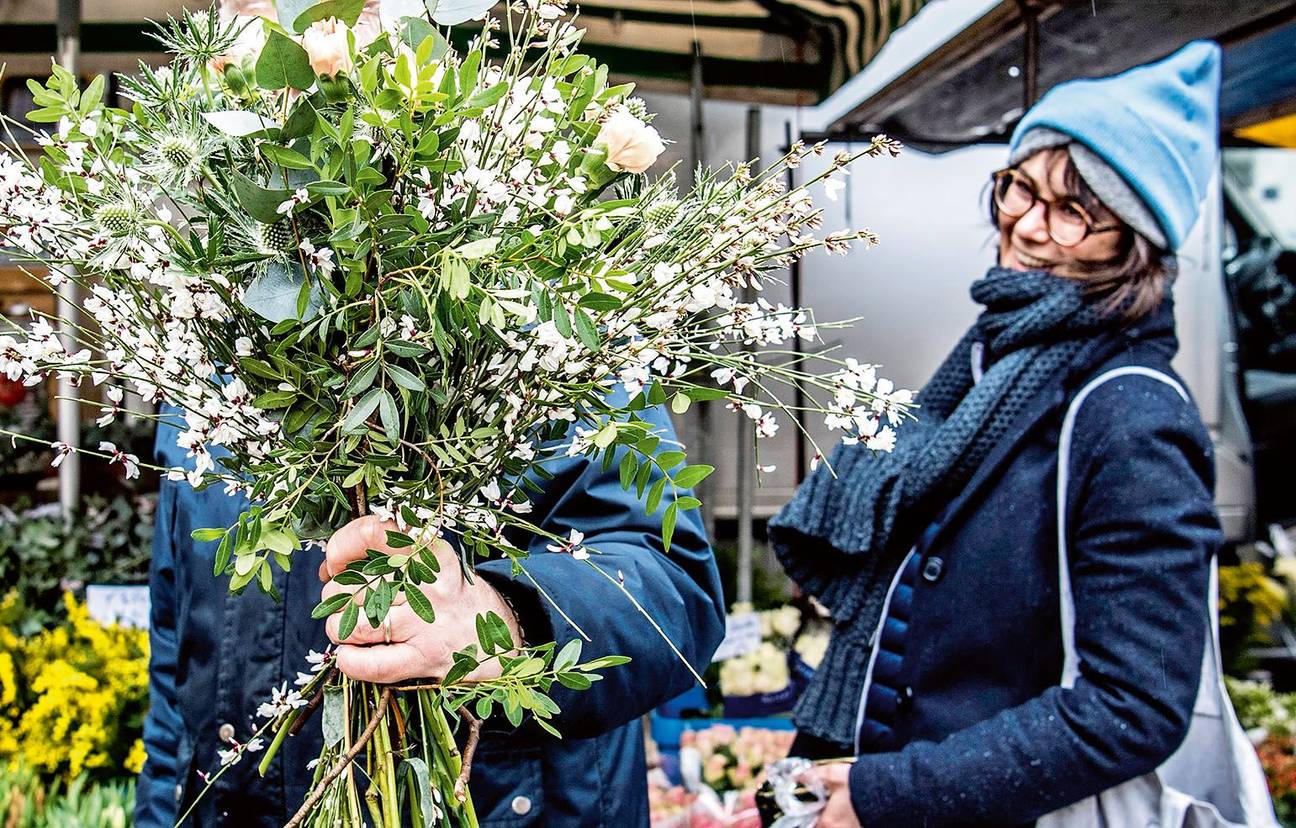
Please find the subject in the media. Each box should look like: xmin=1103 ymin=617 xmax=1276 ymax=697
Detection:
xmin=284 ymin=686 xmax=393 ymax=828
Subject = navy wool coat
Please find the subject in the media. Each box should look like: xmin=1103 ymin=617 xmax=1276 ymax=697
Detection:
xmin=135 ymin=395 xmax=725 ymax=827
xmin=809 ymin=307 xmax=1220 ymax=826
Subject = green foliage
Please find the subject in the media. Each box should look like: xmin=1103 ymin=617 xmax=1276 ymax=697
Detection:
xmin=0 ymin=766 xmax=134 ymax=828
xmin=0 ymin=497 xmax=154 ymax=634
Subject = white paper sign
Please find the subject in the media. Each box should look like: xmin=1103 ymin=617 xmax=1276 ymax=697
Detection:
xmin=711 ymin=612 xmax=761 ymax=662
xmin=85 ymin=585 xmax=151 ymax=630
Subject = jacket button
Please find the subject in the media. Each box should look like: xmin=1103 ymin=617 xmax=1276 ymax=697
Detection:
xmin=898 ymin=686 xmax=915 ymax=713
xmin=511 ymin=795 xmax=532 ymax=815
xmin=174 ymin=784 xmax=184 ymax=804
xmin=218 ymin=722 xmax=235 ymax=742
xmin=921 ymin=556 xmax=944 ymax=583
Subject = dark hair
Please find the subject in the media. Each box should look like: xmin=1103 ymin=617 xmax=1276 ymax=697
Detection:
xmin=989 ymin=147 xmax=1174 ymax=322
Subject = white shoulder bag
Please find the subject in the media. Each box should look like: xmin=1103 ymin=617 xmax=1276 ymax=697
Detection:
xmin=1037 ymin=366 xmax=1279 ymax=828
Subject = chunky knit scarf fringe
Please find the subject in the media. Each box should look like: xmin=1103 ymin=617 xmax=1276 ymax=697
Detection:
xmin=769 ymin=266 xmax=1125 ymax=747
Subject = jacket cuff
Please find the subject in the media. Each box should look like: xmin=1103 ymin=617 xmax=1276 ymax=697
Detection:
xmin=847 ymin=754 xmax=902 ymax=826
xmin=473 ymin=562 xmax=554 ymax=651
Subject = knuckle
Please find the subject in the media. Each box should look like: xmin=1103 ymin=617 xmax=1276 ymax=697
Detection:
xmin=361 ymin=516 xmax=389 ymax=551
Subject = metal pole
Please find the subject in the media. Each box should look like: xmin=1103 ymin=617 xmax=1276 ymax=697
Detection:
xmin=56 ymin=0 xmax=82 ymax=516
xmin=785 ymin=121 xmax=808 ymax=483
xmin=687 ymin=42 xmax=715 ymax=539
xmin=1017 ymin=0 xmax=1040 ymax=110
xmin=735 ymin=106 xmax=760 ymax=604
xmin=688 ymin=41 xmax=705 ymax=188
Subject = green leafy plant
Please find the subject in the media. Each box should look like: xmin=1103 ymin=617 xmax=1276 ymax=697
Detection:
xmin=0 ymin=496 xmax=154 ymax=634
xmin=0 ymin=765 xmax=134 ymax=828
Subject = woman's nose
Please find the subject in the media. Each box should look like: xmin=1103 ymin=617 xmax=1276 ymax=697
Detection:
xmin=1012 ymin=200 xmax=1052 ymax=243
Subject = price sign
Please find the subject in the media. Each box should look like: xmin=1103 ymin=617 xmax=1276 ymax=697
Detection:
xmin=711 ymin=611 xmax=761 ymax=662
xmin=85 ymin=585 xmax=151 ymax=630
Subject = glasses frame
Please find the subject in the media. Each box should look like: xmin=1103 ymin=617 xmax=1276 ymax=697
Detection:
xmin=991 ymin=167 xmax=1124 ymax=248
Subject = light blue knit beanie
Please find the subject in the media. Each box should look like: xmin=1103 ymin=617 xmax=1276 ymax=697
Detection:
xmin=1009 ymin=40 xmax=1222 ymax=251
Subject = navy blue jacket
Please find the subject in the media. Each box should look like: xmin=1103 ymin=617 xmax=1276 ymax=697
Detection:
xmin=825 ymin=310 xmax=1218 ymax=826
xmin=135 ymin=397 xmax=724 ymax=827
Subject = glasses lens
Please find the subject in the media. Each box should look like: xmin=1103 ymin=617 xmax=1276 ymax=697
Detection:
xmin=1049 ymin=201 xmax=1089 ymax=246
xmin=995 ymin=172 xmax=1034 ymax=217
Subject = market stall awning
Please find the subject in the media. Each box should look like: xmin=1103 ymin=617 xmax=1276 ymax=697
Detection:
xmin=0 ymin=0 xmax=930 ymax=105
xmin=797 ymin=0 xmax=1296 ymax=149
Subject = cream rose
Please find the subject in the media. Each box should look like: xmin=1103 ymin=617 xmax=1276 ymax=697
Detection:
xmin=595 ymin=108 xmax=665 ymax=174
xmin=301 ymin=18 xmax=353 ymax=78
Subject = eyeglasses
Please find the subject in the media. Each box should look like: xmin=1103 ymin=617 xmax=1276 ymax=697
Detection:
xmin=991 ymin=168 xmax=1123 ymax=247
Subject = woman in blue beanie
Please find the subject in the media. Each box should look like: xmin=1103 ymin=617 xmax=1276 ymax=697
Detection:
xmin=770 ymin=42 xmax=1244 ymax=826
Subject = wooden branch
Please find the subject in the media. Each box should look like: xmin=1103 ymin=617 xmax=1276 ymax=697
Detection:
xmin=287 ymin=665 xmax=339 ymax=738
xmin=284 ymin=686 xmax=393 ymax=828
xmin=346 ymin=483 xmax=368 ymax=521
xmin=452 ymin=709 xmax=482 ymax=804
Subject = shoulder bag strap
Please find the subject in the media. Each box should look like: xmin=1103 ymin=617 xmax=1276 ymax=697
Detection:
xmin=1056 ymin=366 xmax=1189 ymax=688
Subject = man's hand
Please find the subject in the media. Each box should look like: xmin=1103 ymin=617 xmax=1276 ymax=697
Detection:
xmin=318 ymin=515 xmax=523 ymax=684
xmin=802 ymin=761 xmax=862 ymax=828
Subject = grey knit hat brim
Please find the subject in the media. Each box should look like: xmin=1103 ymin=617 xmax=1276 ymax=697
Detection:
xmin=1009 ymin=127 xmax=1168 ymax=249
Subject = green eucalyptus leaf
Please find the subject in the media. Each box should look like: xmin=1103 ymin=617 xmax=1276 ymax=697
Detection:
xmin=292 ymin=0 xmax=365 ymax=32
xmin=201 ymin=110 xmax=280 ymax=137
xmin=556 ymin=672 xmax=592 ymax=690
xmin=257 ymin=28 xmax=315 ymax=91
xmin=243 ymin=262 xmax=323 ymax=323
xmin=231 ymin=171 xmax=293 ymax=223
xmin=274 ymin=0 xmax=317 ymax=28
xmin=280 ymin=98 xmax=318 ymax=139
xmin=260 ymin=143 xmax=314 ymax=170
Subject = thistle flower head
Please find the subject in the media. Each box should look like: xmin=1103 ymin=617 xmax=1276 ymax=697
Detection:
xmin=623 ymin=97 xmax=653 ymax=123
xmin=158 ymin=134 xmax=200 ymax=169
xmin=643 ymin=200 xmax=679 ymax=229
xmin=94 ymin=203 xmax=137 ymax=236
xmin=257 ymin=220 xmax=293 ymax=254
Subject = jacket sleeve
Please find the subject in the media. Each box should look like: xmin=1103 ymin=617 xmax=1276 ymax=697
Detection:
xmin=475 ymin=400 xmax=725 ymax=739
xmin=846 ymin=378 xmax=1217 ymax=826
xmin=135 ymin=473 xmax=184 ymax=828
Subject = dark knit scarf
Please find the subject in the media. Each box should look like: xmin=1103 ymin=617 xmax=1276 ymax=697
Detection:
xmin=769 ymin=266 xmax=1128 ymax=748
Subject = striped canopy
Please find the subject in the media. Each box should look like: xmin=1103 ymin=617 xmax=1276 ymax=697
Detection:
xmin=0 ymin=0 xmax=927 ymax=105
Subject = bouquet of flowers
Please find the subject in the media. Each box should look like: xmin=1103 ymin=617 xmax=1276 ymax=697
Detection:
xmin=650 ymin=725 xmax=794 ymax=827
xmin=0 ymin=0 xmax=909 ymax=823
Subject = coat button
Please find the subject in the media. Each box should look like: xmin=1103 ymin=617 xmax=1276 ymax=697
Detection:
xmin=511 ymin=795 xmax=532 ymax=815
xmin=921 ymin=556 xmax=944 ymax=583
xmin=218 ymin=722 xmax=235 ymax=742
xmin=898 ymin=686 xmax=915 ymax=713
xmin=174 ymin=784 xmax=184 ymax=804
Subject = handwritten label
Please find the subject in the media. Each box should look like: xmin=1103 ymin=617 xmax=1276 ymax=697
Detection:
xmin=85 ymin=585 xmax=150 ymax=630
xmin=711 ymin=612 xmax=761 ymax=662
